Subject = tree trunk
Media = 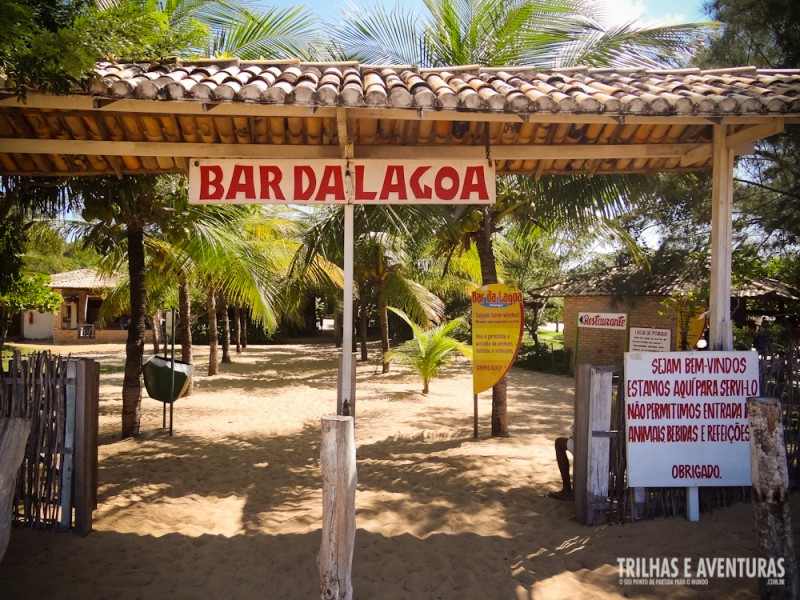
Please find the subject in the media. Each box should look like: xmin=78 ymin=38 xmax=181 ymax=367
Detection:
xmin=334 ymin=312 xmax=343 ymax=348
xmin=234 ymin=305 xmax=242 ymax=354
xmin=359 ymin=283 xmax=368 ymax=361
xmin=379 ymin=292 xmax=390 ymax=374
xmin=122 ymin=224 xmax=146 ymax=438
xmin=219 ymin=291 xmax=231 ymax=364
xmin=242 ymin=306 xmax=248 ymax=349
xmin=475 ymin=212 xmax=508 ymax=437
xmin=748 ymin=397 xmax=800 ymax=599
xmin=179 ymin=272 xmax=193 ymax=396
xmin=151 ymin=309 xmax=161 ymax=355
xmin=206 ymin=285 xmax=218 ymax=376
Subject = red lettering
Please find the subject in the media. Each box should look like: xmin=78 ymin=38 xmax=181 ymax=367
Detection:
xmin=225 ymin=165 xmax=255 ymax=200
xmin=315 ymin=165 xmax=345 ymax=201
xmin=354 ymin=165 xmax=377 ymax=200
xmin=200 ymin=165 xmax=224 ymax=200
xmin=459 ymin=166 xmax=488 ymax=200
xmin=409 ymin=166 xmax=432 ymax=199
xmin=259 ymin=166 xmax=285 ymax=200
xmin=434 ymin=166 xmax=459 ymax=200
xmin=294 ymin=166 xmax=315 ymax=201
xmin=381 ymin=165 xmax=407 ymax=200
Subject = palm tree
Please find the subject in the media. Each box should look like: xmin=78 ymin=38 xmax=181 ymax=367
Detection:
xmin=74 ymin=175 xmax=167 ymax=438
xmin=358 ymin=231 xmax=444 ymax=372
xmin=329 ymin=0 xmax=712 ymax=436
xmin=386 ymin=307 xmax=472 ymax=394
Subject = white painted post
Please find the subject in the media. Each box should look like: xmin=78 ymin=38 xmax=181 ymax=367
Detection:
xmin=319 ymin=416 xmax=356 ymax=600
xmin=709 ymin=124 xmax=735 ymax=352
xmin=341 ymin=203 xmax=355 ymax=415
xmin=684 ymin=124 xmax=736 ymax=523
xmin=337 ymin=352 xmax=356 ymax=418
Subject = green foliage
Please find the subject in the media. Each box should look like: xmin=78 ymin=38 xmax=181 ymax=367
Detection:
xmin=660 ymin=290 xmax=707 ymax=351
xmin=0 ymin=273 xmax=62 ymax=348
xmin=698 ymin=0 xmax=800 ymax=68
xmin=0 ymin=0 xmax=209 ymax=99
xmin=386 ymin=307 xmax=472 ymax=394
xmin=0 ymin=211 xmax=27 ymax=296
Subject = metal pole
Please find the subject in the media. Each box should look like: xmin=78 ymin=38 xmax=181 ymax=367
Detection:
xmin=341 ymin=203 xmax=355 ymax=412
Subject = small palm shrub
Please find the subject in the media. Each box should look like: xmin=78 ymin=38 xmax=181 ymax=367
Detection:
xmin=386 ymin=307 xmax=472 ymax=394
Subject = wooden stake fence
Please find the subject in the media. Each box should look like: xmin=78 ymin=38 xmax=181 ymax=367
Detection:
xmin=0 ymin=351 xmax=98 ymax=537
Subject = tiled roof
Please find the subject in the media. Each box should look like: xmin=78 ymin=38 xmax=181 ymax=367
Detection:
xmin=85 ymin=60 xmax=800 ymax=115
xmin=531 ymin=267 xmax=800 ymax=301
xmin=49 ymin=269 xmax=122 ymax=290
xmin=1 ymin=60 xmax=799 ymax=179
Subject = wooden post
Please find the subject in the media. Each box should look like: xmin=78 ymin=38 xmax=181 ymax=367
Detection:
xmin=574 ymin=364 xmax=590 ymax=522
xmin=336 ymin=352 xmax=356 ymax=418
xmin=574 ymin=365 xmax=615 ymax=525
xmin=0 ymin=417 xmax=32 ymax=560
xmin=319 ymin=416 xmax=356 ymax=600
xmin=473 ymin=393 xmax=478 ymax=438
xmin=74 ymin=359 xmax=99 ymax=536
xmin=748 ymin=397 xmax=800 ymax=599
xmin=60 ymin=360 xmax=77 ymax=531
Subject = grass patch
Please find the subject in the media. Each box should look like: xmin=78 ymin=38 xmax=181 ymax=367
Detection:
xmin=536 ymin=328 xmax=564 ymax=348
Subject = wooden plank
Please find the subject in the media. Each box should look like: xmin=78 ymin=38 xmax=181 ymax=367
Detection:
xmin=0 ymin=417 xmax=32 ymax=559
xmin=586 ymin=367 xmax=614 ymax=526
xmin=319 ymin=416 xmax=356 ymax=600
xmin=725 ymin=119 xmax=784 ymax=149
xmin=59 ymin=360 xmax=76 ymax=531
xmin=74 ymin=360 xmax=92 ymax=535
xmin=573 ymin=364 xmax=591 ymax=524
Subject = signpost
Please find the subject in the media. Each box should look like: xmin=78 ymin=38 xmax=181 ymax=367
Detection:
xmin=628 ymin=327 xmax=672 ymax=353
xmin=471 ymin=284 xmax=524 ymax=437
xmin=189 ymin=157 xmax=497 ymax=415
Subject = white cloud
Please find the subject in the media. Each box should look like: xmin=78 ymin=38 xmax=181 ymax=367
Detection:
xmin=592 ymin=0 xmax=687 ymax=27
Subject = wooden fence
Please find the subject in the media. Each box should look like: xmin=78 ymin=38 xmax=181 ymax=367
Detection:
xmin=0 ymin=351 xmax=99 ymax=536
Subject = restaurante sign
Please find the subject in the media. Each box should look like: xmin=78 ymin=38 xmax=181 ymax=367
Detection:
xmin=189 ymin=159 xmax=496 ymax=205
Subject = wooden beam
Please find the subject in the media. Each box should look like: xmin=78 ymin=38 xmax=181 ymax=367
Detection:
xmin=3 ymin=138 xmax=708 ymax=162
xmin=679 ymin=143 xmax=712 ymax=167
xmin=725 ymin=119 xmax=784 ymax=149
xmin=1 ymin=138 xmax=341 ymax=159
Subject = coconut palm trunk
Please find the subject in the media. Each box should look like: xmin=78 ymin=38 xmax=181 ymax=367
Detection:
xmin=207 ymin=285 xmax=218 ymax=376
xmin=234 ymin=305 xmax=242 ymax=354
xmin=178 ymin=272 xmax=193 ymax=395
xmin=475 ymin=210 xmax=508 ymax=437
xmin=122 ymin=224 xmax=146 ymax=438
xmin=151 ymin=309 xmax=162 ymax=354
xmin=359 ymin=281 xmax=369 ymax=360
xmin=378 ymin=289 xmax=390 ymax=373
xmin=219 ymin=291 xmax=231 ymax=364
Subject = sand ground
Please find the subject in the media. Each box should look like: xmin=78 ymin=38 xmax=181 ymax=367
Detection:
xmin=1 ymin=337 xmax=797 ymax=599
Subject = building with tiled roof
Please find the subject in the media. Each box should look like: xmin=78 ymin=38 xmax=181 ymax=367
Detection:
xmin=23 ymin=269 xmax=128 ymax=344
xmin=532 ymin=266 xmax=800 ymax=369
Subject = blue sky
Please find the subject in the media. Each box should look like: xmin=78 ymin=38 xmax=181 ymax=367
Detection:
xmin=267 ymin=0 xmax=711 ymax=27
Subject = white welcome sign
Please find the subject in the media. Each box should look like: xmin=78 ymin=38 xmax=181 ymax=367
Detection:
xmin=624 ymin=351 xmax=759 ymax=487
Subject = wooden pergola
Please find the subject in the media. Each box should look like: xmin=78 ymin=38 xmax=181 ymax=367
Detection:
xmin=3 ymin=59 xmax=799 ymax=350
xmin=2 ymin=59 xmax=799 ymax=531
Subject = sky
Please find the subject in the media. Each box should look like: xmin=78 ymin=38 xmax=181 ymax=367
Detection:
xmin=267 ymin=0 xmax=711 ymax=28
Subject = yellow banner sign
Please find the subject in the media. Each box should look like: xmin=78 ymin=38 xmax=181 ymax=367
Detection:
xmin=471 ymin=284 xmax=524 ymax=394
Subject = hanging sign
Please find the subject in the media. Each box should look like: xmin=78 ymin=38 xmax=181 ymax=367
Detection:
xmin=624 ymin=350 xmax=759 ymax=487
xmin=189 ymin=159 xmax=496 ymax=205
xmin=471 ymin=284 xmax=524 ymax=394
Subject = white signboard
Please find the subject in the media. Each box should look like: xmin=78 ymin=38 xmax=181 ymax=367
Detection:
xmin=189 ymin=159 xmax=496 ymax=205
xmin=577 ymin=312 xmax=627 ymax=330
xmin=624 ymin=351 xmax=759 ymax=487
xmin=629 ymin=327 xmax=672 ymax=352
